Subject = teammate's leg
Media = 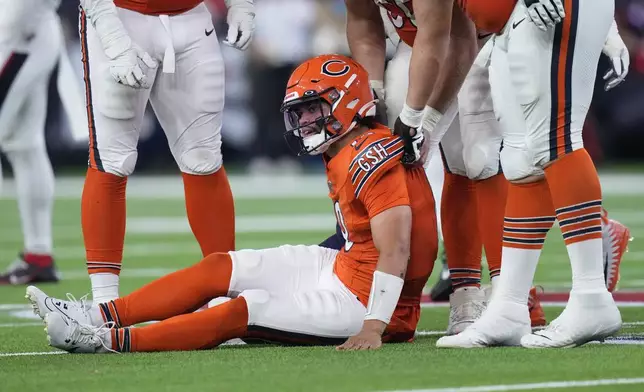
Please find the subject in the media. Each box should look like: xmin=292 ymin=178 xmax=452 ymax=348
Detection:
xmin=79 ymin=9 xmax=156 ymax=303
xmin=0 ymin=12 xmax=61 ymax=284
xmin=151 ymin=5 xmax=234 ymax=257
xmin=511 ymin=0 xmax=621 ymax=347
xmin=436 ymin=26 xmax=550 ymax=348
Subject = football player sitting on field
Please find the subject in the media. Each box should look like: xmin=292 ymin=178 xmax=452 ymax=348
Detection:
xmin=26 ymin=54 xmax=438 ymax=353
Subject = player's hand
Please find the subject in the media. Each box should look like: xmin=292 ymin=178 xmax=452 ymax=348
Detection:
xmin=370 ymin=80 xmax=388 ymax=126
xmin=108 ymin=43 xmax=157 ymax=89
xmin=336 ymin=321 xmax=384 ymax=351
xmin=224 ymin=0 xmax=255 ymax=51
xmin=522 ymin=0 xmax=565 ymax=31
xmin=393 ymin=116 xmax=425 ymax=166
xmin=602 ymin=21 xmax=630 ymax=91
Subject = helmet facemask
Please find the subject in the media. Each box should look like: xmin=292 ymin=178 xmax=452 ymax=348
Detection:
xmin=281 ymin=89 xmax=344 ymax=156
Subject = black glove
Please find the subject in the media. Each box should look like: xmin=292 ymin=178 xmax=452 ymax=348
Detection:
xmin=372 ymin=88 xmax=388 ymax=126
xmin=393 ymin=116 xmax=425 ymax=165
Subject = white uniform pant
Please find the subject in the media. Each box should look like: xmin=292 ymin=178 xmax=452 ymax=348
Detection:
xmin=384 ymin=40 xmax=502 ymax=182
xmin=228 ymin=245 xmax=366 ymax=343
xmin=80 ymin=3 xmax=225 ymax=176
xmin=488 ymin=0 xmax=614 ymax=181
xmin=0 ymin=12 xmax=62 ymax=152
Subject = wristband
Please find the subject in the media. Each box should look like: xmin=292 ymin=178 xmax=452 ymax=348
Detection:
xmin=364 ymin=270 xmax=405 ymax=324
xmin=399 ymin=103 xmax=425 ymax=128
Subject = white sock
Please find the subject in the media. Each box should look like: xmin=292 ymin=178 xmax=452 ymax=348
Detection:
xmin=424 ymin=152 xmax=445 ymax=241
xmin=90 ymin=273 xmax=120 ymax=304
xmin=490 ymin=275 xmax=500 ymax=289
xmin=567 ymin=239 xmax=607 ymax=292
xmin=495 ymin=247 xmax=540 ymax=305
xmin=5 ymin=147 xmax=54 ymax=255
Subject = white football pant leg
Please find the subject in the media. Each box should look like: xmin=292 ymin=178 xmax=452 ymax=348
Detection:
xmin=228 ymin=245 xmax=366 ymax=341
xmin=496 ymin=1 xmax=613 ymax=174
xmin=0 ymin=12 xmax=60 ymax=255
xmin=150 ymin=4 xmax=225 ymax=176
xmin=80 ymin=7 xmax=159 ymax=176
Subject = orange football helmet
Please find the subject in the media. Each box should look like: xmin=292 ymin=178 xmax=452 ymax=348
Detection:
xmin=281 ymin=54 xmax=378 ymax=155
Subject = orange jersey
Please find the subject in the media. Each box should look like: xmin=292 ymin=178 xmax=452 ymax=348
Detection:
xmin=114 ymin=0 xmax=202 ymax=15
xmin=378 ymin=0 xmax=517 ymax=43
xmin=326 ymin=125 xmax=437 ymax=341
xmin=457 ymin=0 xmax=517 ymax=34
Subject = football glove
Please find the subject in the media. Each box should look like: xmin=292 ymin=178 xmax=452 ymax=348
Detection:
xmin=522 ymin=0 xmax=565 ymax=31
xmin=602 ymin=20 xmax=629 ymax=91
xmin=224 ymin=0 xmax=255 ymax=51
xmin=81 ymin=0 xmax=157 ymax=89
xmin=394 ymin=104 xmax=425 ymax=165
xmin=370 ymin=80 xmax=388 ymax=126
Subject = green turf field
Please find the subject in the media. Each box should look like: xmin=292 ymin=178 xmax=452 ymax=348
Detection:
xmin=0 ymin=175 xmax=643 ymax=392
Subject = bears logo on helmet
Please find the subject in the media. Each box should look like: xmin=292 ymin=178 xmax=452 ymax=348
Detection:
xmin=281 ymin=54 xmax=378 ymax=156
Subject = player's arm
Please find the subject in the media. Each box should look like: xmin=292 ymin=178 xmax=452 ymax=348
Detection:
xmin=345 ymin=0 xmax=387 ymax=89
xmin=365 ymin=204 xmax=412 ymax=324
xmin=337 ymin=204 xmax=411 ymax=351
xmin=338 ymin=157 xmax=411 ymax=351
xmin=404 ymin=0 xmax=454 ymax=112
xmin=393 ymin=0 xmax=457 ymax=165
xmin=426 ymin=6 xmax=477 ymax=115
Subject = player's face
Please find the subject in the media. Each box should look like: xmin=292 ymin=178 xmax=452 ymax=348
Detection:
xmin=287 ymin=100 xmax=331 ymax=137
xmin=283 ymin=98 xmax=334 ymax=156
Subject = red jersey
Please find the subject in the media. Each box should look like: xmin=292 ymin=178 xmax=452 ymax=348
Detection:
xmin=114 ymin=0 xmax=202 ymax=15
xmin=326 ymin=125 xmax=438 ymax=342
xmin=377 ymin=0 xmax=517 ymax=44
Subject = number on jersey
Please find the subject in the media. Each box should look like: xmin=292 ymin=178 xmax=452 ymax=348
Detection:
xmin=334 ymin=201 xmax=354 ymax=252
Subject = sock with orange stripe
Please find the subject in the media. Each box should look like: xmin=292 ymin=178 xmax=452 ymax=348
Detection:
xmin=497 ymin=180 xmax=555 ymax=304
xmin=182 ymin=167 xmax=235 ymax=256
xmin=475 ymin=174 xmax=509 ymax=283
xmin=111 ymin=297 xmax=248 ymax=352
xmin=99 ymin=252 xmax=233 ymax=327
xmin=82 ymin=167 xmax=127 ymax=304
xmin=441 ymin=172 xmax=482 ymax=290
xmin=544 ymin=149 xmax=606 ymax=292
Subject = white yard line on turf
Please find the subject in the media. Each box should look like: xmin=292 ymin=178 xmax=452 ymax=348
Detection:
xmin=0 ymin=351 xmax=65 ymax=358
xmin=383 ymin=378 xmax=644 ymax=392
xmin=0 ymin=322 xmax=42 ymax=327
xmin=1 ymin=173 xmax=643 ymax=200
xmin=0 ymin=214 xmax=337 ymax=243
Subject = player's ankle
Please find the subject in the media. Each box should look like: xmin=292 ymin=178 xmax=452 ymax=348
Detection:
xmin=90 ymin=273 xmax=120 ymax=304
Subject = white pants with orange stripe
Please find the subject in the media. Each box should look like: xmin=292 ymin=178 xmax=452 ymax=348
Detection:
xmin=79 ymin=3 xmax=225 ymax=176
xmin=228 ymin=245 xmax=366 ymax=344
xmin=489 ymin=0 xmax=614 ymax=181
xmin=0 ymin=11 xmax=62 ymax=152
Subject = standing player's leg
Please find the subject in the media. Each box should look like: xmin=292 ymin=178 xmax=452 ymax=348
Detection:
xmin=150 ymin=5 xmax=234 ymax=257
xmin=518 ymin=0 xmax=621 ymax=347
xmin=438 ymin=118 xmax=485 ymax=335
xmin=436 ymin=27 xmax=551 ymax=348
xmin=79 ymin=8 xmax=157 ymax=303
xmin=0 ymin=13 xmax=61 ymax=284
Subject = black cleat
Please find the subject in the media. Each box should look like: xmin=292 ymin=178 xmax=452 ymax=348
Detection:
xmin=0 ymin=253 xmax=59 ymax=285
xmin=429 ymin=249 xmax=453 ymax=302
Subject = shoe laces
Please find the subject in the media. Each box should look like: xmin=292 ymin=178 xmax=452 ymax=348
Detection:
xmin=451 ymin=300 xmax=485 ymax=323
xmin=63 ymin=293 xmax=92 ymax=316
xmin=70 ymin=319 xmax=119 ymax=354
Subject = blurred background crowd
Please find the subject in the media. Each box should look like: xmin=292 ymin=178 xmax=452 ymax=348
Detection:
xmin=18 ymin=0 xmax=644 ymax=176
